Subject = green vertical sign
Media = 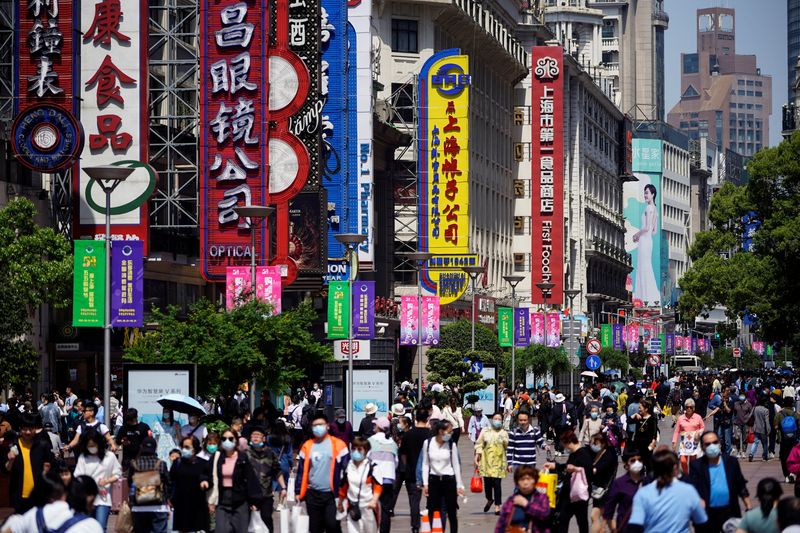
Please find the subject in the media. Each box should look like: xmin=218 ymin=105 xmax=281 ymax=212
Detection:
xmin=660 ymin=333 xmax=666 ymax=355
xmin=767 ymin=345 xmax=773 ymax=358
xmin=327 ymin=281 xmax=350 ymax=339
xmin=601 ymin=324 xmax=612 ymax=348
xmin=498 ymin=307 xmax=513 ymax=347
xmin=72 ymin=240 xmax=106 ymax=327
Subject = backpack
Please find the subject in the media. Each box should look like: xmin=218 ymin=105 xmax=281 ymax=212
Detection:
xmin=131 ymin=459 xmax=165 ymax=505
xmin=35 ymin=507 xmax=90 ymax=533
xmin=782 ymin=414 xmax=798 ymax=439
xmin=300 ymin=404 xmax=314 ymax=431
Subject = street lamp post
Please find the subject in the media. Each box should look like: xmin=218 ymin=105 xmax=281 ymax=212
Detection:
xmin=405 ymin=252 xmax=433 ymax=395
xmin=336 ymin=234 xmax=366 ymax=424
xmin=563 ymin=288 xmax=581 ymax=402
xmin=535 ymin=281 xmax=556 ymax=394
xmin=234 ymin=205 xmax=275 ymax=412
xmin=503 ymin=275 xmax=525 ymax=391
xmin=462 ymin=265 xmax=484 ymax=352
xmin=83 ymin=165 xmax=135 ymax=425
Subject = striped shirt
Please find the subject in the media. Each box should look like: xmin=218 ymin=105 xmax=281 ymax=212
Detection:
xmin=506 ymin=425 xmax=546 ymax=467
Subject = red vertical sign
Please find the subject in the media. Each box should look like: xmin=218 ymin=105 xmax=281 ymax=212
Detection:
xmin=530 ymin=46 xmax=564 ymax=306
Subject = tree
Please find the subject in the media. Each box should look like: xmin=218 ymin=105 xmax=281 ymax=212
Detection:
xmin=598 ymin=347 xmax=629 ymax=372
xmin=0 ymin=198 xmax=72 ymax=391
xmin=425 ymin=348 xmax=495 ymax=395
xmin=124 ymin=299 xmax=332 ymax=395
xmin=679 ymin=132 xmax=800 ymax=350
xmin=438 ymin=320 xmax=502 ymax=359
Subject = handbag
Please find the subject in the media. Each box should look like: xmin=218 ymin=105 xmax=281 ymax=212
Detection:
xmin=590 ymin=450 xmax=610 ymax=500
xmin=470 ymin=468 xmax=484 ymax=493
xmin=570 ymin=467 xmax=589 ymax=502
xmin=115 ymin=501 xmax=134 ymax=533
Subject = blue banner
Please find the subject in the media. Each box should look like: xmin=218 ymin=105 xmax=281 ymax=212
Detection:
xmin=612 ymin=324 xmax=624 ymax=351
xmin=665 ymin=333 xmax=675 ymax=356
xmin=514 ymin=307 xmax=530 ymax=347
xmin=352 ymin=281 xmax=375 ymax=339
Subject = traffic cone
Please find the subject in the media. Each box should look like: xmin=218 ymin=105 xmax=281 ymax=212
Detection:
xmin=420 ymin=512 xmax=432 ymax=533
xmin=432 ymin=511 xmax=444 ymax=533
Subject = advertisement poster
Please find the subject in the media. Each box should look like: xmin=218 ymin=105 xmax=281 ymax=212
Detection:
xmin=531 ymin=312 xmax=545 ymax=345
xmin=289 ymin=192 xmax=326 ymax=274
xmin=601 ymin=324 xmax=612 ymax=348
xmin=675 ymin=335 xmax=683 ymax=350
xmin=399 ymin=295 xmax=418 ymax=346
xmin=352 ymin=281 xmax=375 ymax=339
xmin=690 ymin=336 xmax=698 ymax=354
xmin=124 ymin=364 xmax=195 ymax=428
xmin=514 ymin=308 xmax=530 ymax=347
xmin=469 ymin=365 xmax=497 ymax=416
xmin=498 ymin=308 xmax=513 ymax=347
xmin=345 ymin=367 xmax=391 ymax=430
xmin=225 ymin=267 xmax=251 ymax=311
xmin=256 ymin=266 xmax=282 ymax=314
xmin=546 ymin=312 xmax=561 ymax=348
xmin=421 ymin=296 xmax=440 ymax=346
xmin=624 ymin=139 xmax=663 ymax=309
xmin=665 ymin=333 xmax=675 ymax=355
xmin=627 ymin=323 xmax=639 ymax=352
xmin=327 ymin=281 xmax=350 ymax=339
xmin=612 ymin=324 xmax=624 ymax=351
xmin=111 ymin=241 xmax=143 ymax=327
xmin=73 ymin=240 xmax=106 ymax=327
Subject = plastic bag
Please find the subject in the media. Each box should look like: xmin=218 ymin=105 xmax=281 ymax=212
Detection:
xmin=248 ymin=511 xmax=269 ymax=533
xmin=290 ymin=503 xmax=310 ymax=533
xmin=470 ymin=469 xmax=483 ymax=493
xmin=536 ymin=471 xmax=558 ymax=508
xmin=570 ymin=468 xmax=589 ymax=502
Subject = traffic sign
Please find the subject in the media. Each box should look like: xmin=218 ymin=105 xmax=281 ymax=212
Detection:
xmin=563 ymin=320 xmax=582 ymax=336
xmin=647 ymin=355 xmax=660 ymax=366
xmin=586 ymin=355 xmax=601 ymax=371
xmin=586 ymin=338 xmax=601 ymax=355
xmin=648 ymin=338 xmax=662 ymax=355
xmin=733 ymin=347 xmax=742 ymax=358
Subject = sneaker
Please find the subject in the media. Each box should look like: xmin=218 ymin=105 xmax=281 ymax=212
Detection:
xmin=770 ymin=453 xmax=776 ymax=459
xmin=787 ymin=477 xmax=792 ymax=484
xmin=748 ymin=455 xmax=753 ymax=462
xmin=763 ymin=457 xmax=768 ymax=462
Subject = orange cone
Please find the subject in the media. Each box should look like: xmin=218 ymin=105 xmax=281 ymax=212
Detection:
xmin=420 ymin=512 xmax=432 ymax=533
xmin=431 ymin=511 xmax=444 ymax=533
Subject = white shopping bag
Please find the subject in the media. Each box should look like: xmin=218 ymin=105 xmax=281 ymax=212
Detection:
xmin=290 ymin=502 xmax=310 ymax=533
xmin=248 ymin=510 xmax=269 ymax=533
xmin=280 ymin=507 xmax=290 ymax=533
xmin=286 ymin=475 xmax=296 ymax=503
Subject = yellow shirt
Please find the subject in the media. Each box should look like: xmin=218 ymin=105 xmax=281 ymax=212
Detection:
xmin=617 ymin=392 xmax=628 ymax=413
xmin=20 ymin=441 xmax=35 ymax=499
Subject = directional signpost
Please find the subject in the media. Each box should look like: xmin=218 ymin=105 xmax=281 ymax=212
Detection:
xmin=648 ymin=337 xmax=662 ymax=355
xmin=586 ymin=355 xmax=601 ymax=371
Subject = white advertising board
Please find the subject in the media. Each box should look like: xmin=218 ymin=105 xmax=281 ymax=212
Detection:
xmin=345 ymin=367 xmax=391 ymax=430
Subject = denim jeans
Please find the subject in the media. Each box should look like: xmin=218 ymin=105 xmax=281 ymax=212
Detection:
xmin=750 ymin=432 xmax=769 ymax=460
xmin=133 ymin=511 xmax=169 ymax=533
xmin=720 ymin=425 xmax=733 ymax=456
xmin=93 ymin=505 xmax=110 ymax=530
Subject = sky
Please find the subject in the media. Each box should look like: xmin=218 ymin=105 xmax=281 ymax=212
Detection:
xmin=664 ymin=0 xmax=787 ymax=147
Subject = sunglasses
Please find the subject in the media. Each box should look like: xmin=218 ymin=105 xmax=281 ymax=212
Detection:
xmin=222 ymin=436 xmax=236 ymax=442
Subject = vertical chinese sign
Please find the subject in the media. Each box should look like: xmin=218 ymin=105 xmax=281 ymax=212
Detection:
xmin=111 ymin=240 xmax=143 ymax=327
xmin=420 ymin=296 xmax=440 ymax=346
xmin=530 ymin=46 xmax=565 ymax=306
xmin=77 ymin=0 xmax=155 ymax=250
xmin=352 ymin=281 xmax=375 ymax=339
xmin=530 ymin=311 xmax=545 ymax=345
xmin=327 ymin=281 xmax=350 ymax=338
xmin=225 ymin=266 xmax=252 ymax=310
xmin=514 ymin=308 xmax=530 ymax=347
xmin=72 ymin=240 xmax=105 ymax=327
xmin=256 ymin=266 xmax=282 ymax=314
xmin=399 ymin=295 xmax=418 ymax=346
xmin=497 ymin=308 xmax=513 ymax=348
xmin=200 ymin=0 xmax=269 ymax=280
xmin=417 ymin=49 xmax=476 ymax=304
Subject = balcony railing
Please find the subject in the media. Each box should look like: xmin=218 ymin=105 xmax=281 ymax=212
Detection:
xmin=602 ymin=62 xmax=619 ymax=75
xmin=602 ymin=37 xmax=619 ymax=48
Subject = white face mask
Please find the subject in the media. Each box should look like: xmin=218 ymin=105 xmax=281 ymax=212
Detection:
xmin=629 ymin=461 xmax=644 ymax=474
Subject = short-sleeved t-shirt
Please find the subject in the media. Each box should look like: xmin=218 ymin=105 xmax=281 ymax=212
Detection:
xmin=399 ymin=427 xmax=430 ymax=483
xmin=628 ymin=479 xmax=707 ymax=533
xmin=708 ymin=462 xmax=730 ymax=508
xmin=309 ymin=438 xmax=333 ymax=492
xmin=76 ymin=420 xmax=109 ymax=436
xmin=738 ymin=507 xmax=779 ymax=533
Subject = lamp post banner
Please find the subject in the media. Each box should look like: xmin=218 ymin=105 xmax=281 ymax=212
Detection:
xmin=546 ymin=312 xmax=561 ymax=348
xmin=514 ymin=307 xmax=530 ymax=347
xmin=421 ymin=295 xmax=440 ymax=346
xmin=612 ymin=323 xmax=624 ymax=351
xmin=256 ymin=266 xmax=282 ymax=314
xmin=498 ymin=307 xmax=512 ymax=348
xmin=225 ymin=266 xmax=251 ymax=311
xmin=327 ymin=281 xmax=350 ymax=339
xmin=352 ymin=281 xmax=375 ymax=339
xmin=530 ymin=311 xmax=545 ymax=345
xmin=72 ymin=240 xmax=106 ymax=327
xmin=627 ymin=323 xmax=638 ymax=352
xmin=111 ymin=240 xmax=143 ymax=327
xmin=399 ymin=295 xmax=418 ymax=346
xmin=601 ymin=324 xmax=612 ymax=348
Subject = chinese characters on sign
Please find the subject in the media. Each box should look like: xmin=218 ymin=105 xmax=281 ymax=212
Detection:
xmin=72 ymin=240 xmax=106 ymax=327
xmin=530 ymin=47 xmax=565 ymax=305
xmin=111 ymin=241 xmax=143 ymax=327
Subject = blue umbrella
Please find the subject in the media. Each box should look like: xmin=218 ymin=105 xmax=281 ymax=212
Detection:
xmin=157 ymin=393 xmax=206 ymax=417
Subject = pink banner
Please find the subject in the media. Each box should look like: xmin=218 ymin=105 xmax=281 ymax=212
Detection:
xmin=400 ymin=295 xmax=418 ymax=346
xmin=225 ymin=267 xmax=252 ymax=311
xmin=256 ymin=266 xmax=282 ymax=315
xmin=684 ymin=336 xmax=691 ymax=350
xmin=530 ymin=311 xmax=545 ymax=345
xmin=675 ymin=335 xmax=683 ymax=348
xmin=421 ymin=296 xmax=440 ymax=346
xmin=627 ymin=324 xmax=639 ymax=352
xmin=546 ymin=312 xmax=560 ymax=348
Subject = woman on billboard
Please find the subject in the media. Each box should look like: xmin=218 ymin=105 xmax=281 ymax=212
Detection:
xmin=632 ymin=184 xmax=660 ymax=306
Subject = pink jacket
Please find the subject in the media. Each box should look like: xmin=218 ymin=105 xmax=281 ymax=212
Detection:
xmin=787 ymin=444 xmax=800 ymax=476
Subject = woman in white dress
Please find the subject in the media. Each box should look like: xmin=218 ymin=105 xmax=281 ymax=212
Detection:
xmin=632 ymin=184 xmax=660 ymax=306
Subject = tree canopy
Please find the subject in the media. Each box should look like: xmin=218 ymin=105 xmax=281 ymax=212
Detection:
xmin=0 ymin=198 xmax=72 ymax=391
xmin=678 ymin=132 xmax=800 ymax=351
xmin=425 ymin=348 xmax=496 ymax=395
xmin=438 ymin=320 xmax=502 ymax=358
xmin=124 ymin=299 xmax=332 ymax=395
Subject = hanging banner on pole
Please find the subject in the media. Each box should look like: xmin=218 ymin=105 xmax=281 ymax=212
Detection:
xmin=111 ymin=240 xmax=143 ymax=327
xmin=327 ymin=281 xmax=350 ymax=339
xmin=352 ymin=281 xmax=375 ymax=339
xmin=627 ymin=324 xmax=639 ymax=352
xmin=400 ymin=295 xmax=418 ymax=346
xmin=530 ymin=311 xmax=545 ymax=345
xmin=225 ymin=267 xmax=252 ymax=311
xmin=421 ymin=296 xmax=440 ymax=346
xmin=514 ymin=308 xmax=530 ymax=347
xmin=546 ymin=312 xmax=561 ymax=348
xmin=690 ymin=336 xmax=698 ymax=354
xmin=665 ymin=333 xmax=674 ymax=355
xmin=601 ymin=324 xmax=612 ymax=348
xmin=73 ymin=240 xmax=106 ymax=327
xmin=612 ymin=324 xmax=624 ymax=351
xmin=498 ymin=308 xmax=512 ymax=347
xmin=256 ymin=266 xmax=282 ymax=314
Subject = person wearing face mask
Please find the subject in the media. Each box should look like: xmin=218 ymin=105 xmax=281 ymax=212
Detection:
xmin=629 ymin=399 xmax=658 ymax=474
xmin=169 ymin=436 xmax=212 ymax=533
xmin=337 ymin=437 xmax=382 ymax=533
xmin=588 ymin=434 xmax=618 ymax=533
xmin=208 ymin=429 xmax=262 ymax=533
xmin=128 ymin=437 xmax=171 ymax=533
xmin=733 ymin=392 xmax=754 ymax=458
xmin=468 ymin=406 xmax=490 ymax=443
xmin=329 ymin=408 xmax=354 ymax=444
xmin=506 ymin=411 xmax=548 ymax=474
xmin=180 ymin=413 xmax=208 ymax=442
xmin=688 ymin=430 xmax=752 ymax=533
xmin=200 ymin=432 xmax=221 ymax=530
xmin=152 ymin=408 xmax=181 ymax=466
xmin=115 ymin=408 xmax=152 ymax=470
xmin=245 ymin=426 xmax=287 ymax=533
xmin=73 ymin=429 xmax=122 ymax=530
xmin=296 ymin=413 xmax=350 ymax=533
xmin=475 ymin=412 xmax=509 ymax=515
xmin=493 ymin=465 xmax=550 ymax=533
xmin=542 ymin=429 xmax=594 ymax=533
xmin=580 ymin=406 xmax=603 ymax=446
xmin=602 ymin=449 xmax=645 ymax=533
xmin=367 ymin=417 xmax=397 ymax=533
xmin=421 ymin=420 xmax=465 ymax=533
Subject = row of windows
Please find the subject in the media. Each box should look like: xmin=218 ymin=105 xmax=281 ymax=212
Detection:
xmin=729 ymin=102 xmax=764 ymax=111
xmin=728 ymin=141 xmax=762 ymax=156
xmin=730 ymin=129 xmax=762 ymax=142
xmin=734 ymin=90 xmax=763 ymax=98
xmin=662 ymin=177 xmax=690 ymax=204
xmin=737 ymin=79 xmax=764 ymax=87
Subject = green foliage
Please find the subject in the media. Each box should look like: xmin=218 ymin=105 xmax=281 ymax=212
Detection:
xmin=124 ymin=299 xmax=331 ymax=395
xmin=438 ymin=320 xmax=502 ymax=358
xmin=425 ymin=348 xmax=495 ymax=394
xmin=0 ymin=198 xmax=72 ymax=391
xmin=679 ymin=133 xmax=800 ymax=350
xmin=509 ymin=345 xmax=564 ymax=385
xmin=598 ymin=347 xmax=629 ymax=372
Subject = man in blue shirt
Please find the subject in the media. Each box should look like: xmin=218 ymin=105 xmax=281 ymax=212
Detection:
xmin=688 ymin=430 xmax=752 ymax=533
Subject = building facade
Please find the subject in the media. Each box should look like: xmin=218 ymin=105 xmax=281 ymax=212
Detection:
xmin=667 ymin=7 xmax=772 ymax=158
xmin=789 ymin=0 xmax=800 ymax=102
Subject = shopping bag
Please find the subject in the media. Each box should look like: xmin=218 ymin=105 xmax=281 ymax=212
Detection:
xmin=747 ymin=430 xmax=755 ymax=444
xmin=115 ymin=501 xmax=134 ymax=533
xmin=663 ymin=406 xmax=671 ymax=418
xmin=248 ymin=511 xmax=269 ymax=533
xmin=280 ymin=507 xmax=290 ymax=533
xmin=470 ymin=469 xmax=483 ymax=493
xmin=290 ymin=503 xmax=310 ymax=533
xmin=536 ymin=471 xmax=558 ymax=508
xmin=570 ymin=468 xmax=589 ymax=502
xmin=286 ymin=474 xmax=296 ymax=503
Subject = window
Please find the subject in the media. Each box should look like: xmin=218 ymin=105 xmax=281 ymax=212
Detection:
xmin=682 ymin=85 xmax=699 ymax=98
xmin=738 ymin=80 xmax=745 ymax=86
xmin=756 ymin=81 xmax=763 ymax=87
xmin=683 ymin=53 xmax=699 ymax=74
xmin=746 ymin=80 xmax=754 ymax=86
xmin=392 ymin=19 xmax=418 ymax=53
xmin=746 ymin=91 xmax=753 ymax=97
xmin=755 ymin=91 xmax=762 ymax=97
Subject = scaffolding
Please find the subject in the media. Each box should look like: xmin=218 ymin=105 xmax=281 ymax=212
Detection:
xmin=0 ymin=0 xmax=12 ymax=138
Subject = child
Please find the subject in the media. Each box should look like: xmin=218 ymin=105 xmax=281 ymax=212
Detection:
xmin=494 ymin=465 xmax=551 ymax=533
